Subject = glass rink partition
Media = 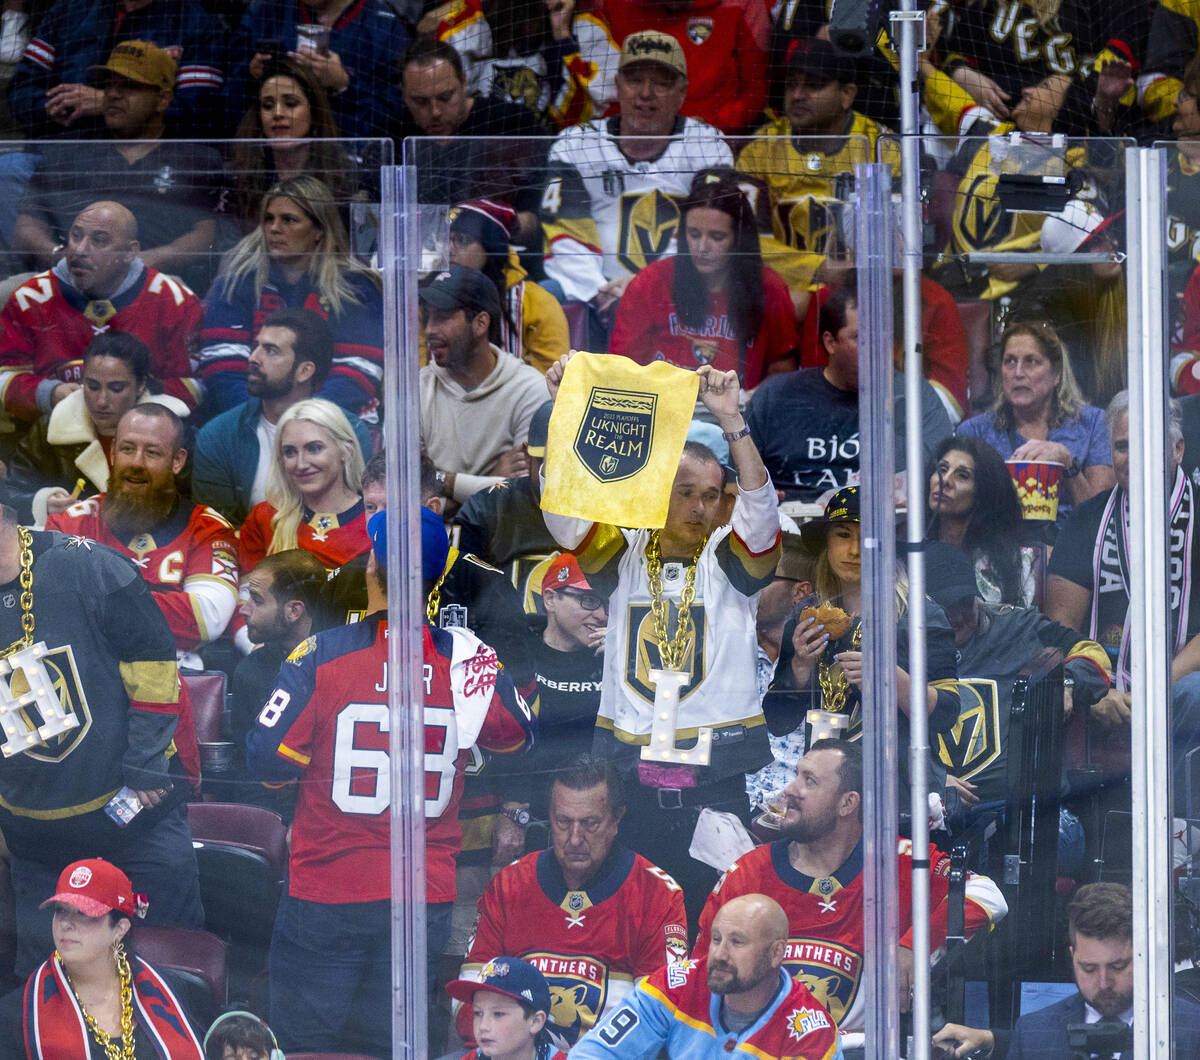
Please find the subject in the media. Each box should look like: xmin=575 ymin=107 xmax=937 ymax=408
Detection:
xmin=381 ymin=128 xmax=1190 ymax=1059
xmin=0 ymin=119 xmax=1180 ymax=1059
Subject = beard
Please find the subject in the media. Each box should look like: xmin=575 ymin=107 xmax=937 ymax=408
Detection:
xmin=103 ymin=469 xmax=179 ymax=540
xmin=780 ymin=807 xmax=838 ymax=845
xmin=707 ymin=957 xmax=770 ymax=997
xmin=247 ymin=368 xmax=296 ymax=400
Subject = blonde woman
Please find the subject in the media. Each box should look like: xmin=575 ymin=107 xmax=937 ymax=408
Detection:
xmin=237 ymin=398 xmax=368 ymax=575
xmin=198 ymin=175 xmax=383 ymax=418
xmin=763 ymin=486 xmax=961 ymax=816
xmin=957 ymin=320 xmax=1115 ymax=526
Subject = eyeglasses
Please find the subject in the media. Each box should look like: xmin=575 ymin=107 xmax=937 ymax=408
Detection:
xmin=555 ymin=588 xmax=607 ymax=612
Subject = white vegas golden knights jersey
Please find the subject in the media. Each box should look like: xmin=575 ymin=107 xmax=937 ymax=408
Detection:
xmin=542 ymin=480 xmax=780 ymax=780
xmin=540 ymin=115 xmax=732 ymax=303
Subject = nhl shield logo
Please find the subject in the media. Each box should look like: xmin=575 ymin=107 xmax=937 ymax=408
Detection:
xmin=686 ymin=17 xmax=712 ymax=43
xmin=574 ymin=387 xmax=656 ymax=483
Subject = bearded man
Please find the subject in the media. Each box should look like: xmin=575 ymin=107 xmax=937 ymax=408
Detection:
xmin=46 ymin=403 xmax=240 ymax=670
xmin=693 ymin=740 xmax=1007 ymax=1047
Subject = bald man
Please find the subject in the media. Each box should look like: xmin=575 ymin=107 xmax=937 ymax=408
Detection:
xmin=573 ymin=892 xmax=843 ymax=1059
xmin=0 ymin=200 xmax=202 ymax=421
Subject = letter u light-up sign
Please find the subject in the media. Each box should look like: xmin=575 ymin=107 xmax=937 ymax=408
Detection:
xmin=0 ymin=642 xmax=78 ymax=756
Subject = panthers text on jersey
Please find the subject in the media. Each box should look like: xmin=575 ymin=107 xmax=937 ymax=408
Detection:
xmin=694 ymin=838 xmax=1007 ymax=1035
xmin=457 ymin=846 xmax=687 ymax=1044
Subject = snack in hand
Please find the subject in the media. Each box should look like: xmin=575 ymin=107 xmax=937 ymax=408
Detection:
xmin=799 ymin=603 xmax=853 ymax=639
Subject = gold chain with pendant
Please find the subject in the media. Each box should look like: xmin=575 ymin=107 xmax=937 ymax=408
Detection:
xmin=645 ymin=531 xmax=706 ymax=672
xmin=57 ymin=946 xmax=136 ymax=1060
xmin=1 ymin=526 xmax=35 ymax=659
xmin=817 ymin=617 xmax=863 ymax=714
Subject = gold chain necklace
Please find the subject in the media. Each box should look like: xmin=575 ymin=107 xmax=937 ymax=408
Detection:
xmin=1 ymin=526 xmax=35 ymax=658
xmin=817 ymin=617 xmax=863 ymax=714
xmin=425 ymin=570 xmax=445 ymax=624
xmin=645 ymin=531 xmax=706 ymax=671
xmin=57 ymin=948 xmax=136 ymax=1060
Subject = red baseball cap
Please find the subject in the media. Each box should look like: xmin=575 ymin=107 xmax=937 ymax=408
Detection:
xmin=542 ymin=553 xmax=593 ymax=594
xmin=40 ymin=859 xmax=145 ymax=919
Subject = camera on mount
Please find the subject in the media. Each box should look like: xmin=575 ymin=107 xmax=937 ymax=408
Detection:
xmin=828 ymin=0 xmax=895 ymax=57
xmin=1066 ymin=1020 xmax=1133 ymax=1060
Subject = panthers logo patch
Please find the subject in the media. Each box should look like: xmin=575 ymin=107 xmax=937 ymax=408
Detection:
xmin=523 ymin=952 xmax=608 ymax=1044
xmin=782 ymin=938 xmax=861 ymax=1024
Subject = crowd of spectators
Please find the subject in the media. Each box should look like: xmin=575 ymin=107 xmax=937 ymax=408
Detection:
xmin=0 ymin=0 xmax=1192 ymax=1057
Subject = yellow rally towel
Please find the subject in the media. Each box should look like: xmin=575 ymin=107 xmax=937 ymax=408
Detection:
xmin=541 ymin=353 xmax=700 ymax=528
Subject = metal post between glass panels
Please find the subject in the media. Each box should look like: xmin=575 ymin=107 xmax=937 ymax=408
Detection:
xmin=1124 ymin=146 xmax=1174 ymax=1059
xmin=892 ymin=3 xmax=932 ymax=1055
xmin=381 ymin=162 xmax=429 ymax=1056
xmin=856 ymin=162 xmax=901 ymax=1060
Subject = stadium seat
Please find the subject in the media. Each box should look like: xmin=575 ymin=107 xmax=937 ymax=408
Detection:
xmin=182 ymin=669 xmax=228 ymax=746
xmin=187 ymin=802 xmax=287 ymax=946
xmin=134 ymin=925 xmax=228 ymax=1027
xmin=929 ymin=169 xmax=962 ymax=259
xmin=956 ymin=299 xmax=993 ymax=410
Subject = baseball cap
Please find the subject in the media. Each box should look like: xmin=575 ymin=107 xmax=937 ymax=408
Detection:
xmin=40 ymin=859 xmax=146 ymax=919
xmin=785 ymin=37 xmax=857 ymax=85
xmin=525 ymin=399 xmax=553 ymax=459
xmin=446 ymin=957 xmax=552 ymax=1015
xmin=367 ymin=507 xmax=450 ymax=582
xmin=542 ymin=553 xmax=594 ymax=594
xmin=450 ymin=199 xmax=517 ymax=259
xmin=799 ymin=485 xmax=861 ymax=554
xmin=419 ymin=265 xmax=502 ymax=322
xmin=618 ymin=31 xmax=687 ymax=80
xmin=923 ymin=542 xmax=980 ymax=610
xmin=1041 ymin=199 xmax=1124 ymax=255
xmin=89 ymin=41 xmax=177 ymax=93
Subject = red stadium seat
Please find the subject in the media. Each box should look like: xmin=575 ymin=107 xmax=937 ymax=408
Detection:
xmin=956 ymin=299 xmax=993 ymax=410
xmin=134 ymin=925 xmax=227 ymax=1026
xmin=182 ymin=669 xmax=227 ymax=745
xmin=187 ymin=803 xmax=287 ymax=946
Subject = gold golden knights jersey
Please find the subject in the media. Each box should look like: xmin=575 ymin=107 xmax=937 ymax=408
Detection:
xmin=541 ymin=116 xmax=732 ymax=303
xmin=736 ymin=113 xmax=898 ymax=289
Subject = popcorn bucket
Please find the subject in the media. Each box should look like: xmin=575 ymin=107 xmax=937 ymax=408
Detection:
xmin=1006 ymin=459 xmax=1064 ymax=521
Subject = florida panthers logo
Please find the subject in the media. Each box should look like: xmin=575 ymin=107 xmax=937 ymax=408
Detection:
xmin=523 ymin=953 xmax=608 ymax=1044
xmin=783 ymin=939 xmax=861 ymax=1024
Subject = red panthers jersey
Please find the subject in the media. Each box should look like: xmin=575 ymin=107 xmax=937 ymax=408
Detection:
xmin=247 ymin=619 xmax=533 ymax=904
xmin=0 ymin=265 xmax=202 ymax=419
xmin=694 ymin=839 xmax=1008 ymax=1035
xmin=458 ymin=847 xmax=688 ymax=1044
xmin=238 ymin=499 xmax=370 ymax=573
xmin=48 ymin=499 xmax=239 ymax=651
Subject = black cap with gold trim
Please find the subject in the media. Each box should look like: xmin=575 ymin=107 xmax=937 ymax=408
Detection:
xmin=799 ymin=485 xmax=861 ymax=553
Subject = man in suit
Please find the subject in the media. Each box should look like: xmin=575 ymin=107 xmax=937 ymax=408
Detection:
xmin=933 ymin=882 xmax=1200 ymax=1059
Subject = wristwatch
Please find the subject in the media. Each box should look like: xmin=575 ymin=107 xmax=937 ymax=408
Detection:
xmin=500 ymin=806 xmax=530 ymax=827
xmin=1063 ymin=458 xmax=1083 ymax=479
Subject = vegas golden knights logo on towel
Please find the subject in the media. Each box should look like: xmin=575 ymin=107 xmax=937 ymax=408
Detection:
xmin=542 ymin=353 xmax=699 ymax=528
xmin=574 ymin=387 xmax=656 ymax=483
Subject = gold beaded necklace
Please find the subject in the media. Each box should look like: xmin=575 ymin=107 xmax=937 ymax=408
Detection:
xmin=57 ymin=946 xmax=136 ymax=1060
xmin=645 ymin=530 xmax=706 ymax=671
